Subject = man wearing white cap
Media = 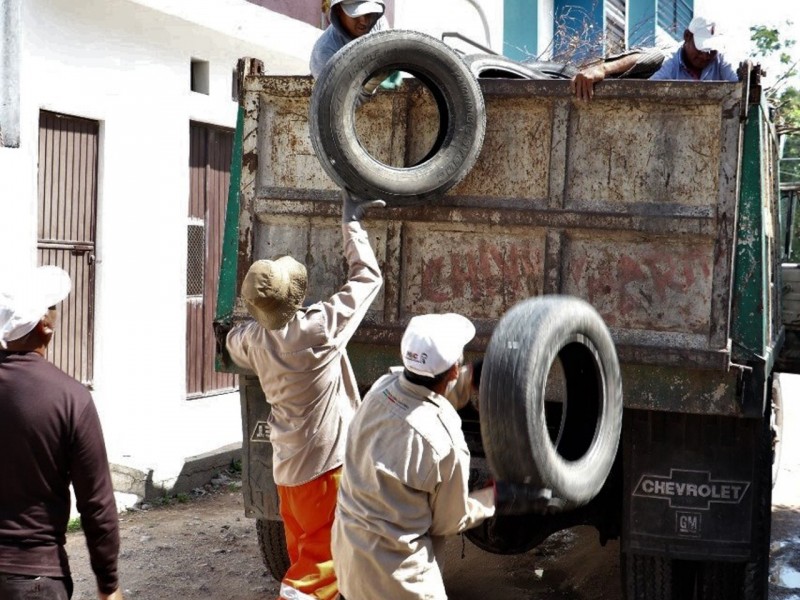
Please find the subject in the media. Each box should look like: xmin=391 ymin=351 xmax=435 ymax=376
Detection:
xmin=649 ymin=15 xmax=738 ymax=81
xmin=0 ymin=267 xmax=123 ymax=600
xmin=225 ymin=193 xmax=384 ymax=600
xmin=310 ymin=0 xmax=388 ymax=79
xmin=331 ymin=313 xmax=557 ymax=600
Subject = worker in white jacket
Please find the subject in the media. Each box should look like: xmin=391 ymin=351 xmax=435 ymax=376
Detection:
xmin=332 ymin=313 xmax=556 ymax=600
xmin=226 ymin=191 xmax=384 ymax=600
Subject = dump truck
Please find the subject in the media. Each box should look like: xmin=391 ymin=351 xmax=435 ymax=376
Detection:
xmin=216 ymin=32 xmax=798 ymax=599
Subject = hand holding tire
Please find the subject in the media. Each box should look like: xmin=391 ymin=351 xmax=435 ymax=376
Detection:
xmin=493 ymin=481 xmax=564 ymax=516
xmin=341 ymin=189 xmax=386 ymax=222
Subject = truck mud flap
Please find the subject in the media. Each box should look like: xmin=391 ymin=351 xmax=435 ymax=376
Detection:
xmin=623 ymin=410 xmax=760 ymax=561
xmin=240 ymin=374 xmax=281 ymax=521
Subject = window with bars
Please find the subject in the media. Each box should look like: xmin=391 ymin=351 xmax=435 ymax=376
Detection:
xmin=657 ymin=0 xmax=692 ymax=38
xmin=605 ymin=0 xmax=627 ymax=55
xmin=186 ymin=223 xmax=205 ymax=296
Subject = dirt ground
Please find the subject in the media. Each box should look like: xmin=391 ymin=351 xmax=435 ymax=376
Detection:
xmin=65 ymin=479 xmax=622 ymax=600
xmin=66 ymin=481 xmax=279 ymax=600
xmin=64 ymin=472 xmax=800 ymax=600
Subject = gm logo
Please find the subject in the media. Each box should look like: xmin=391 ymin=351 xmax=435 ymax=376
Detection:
xmin=633 ymin=469 xmax=750 ymax=510
xmin=250 ymin=421 xmax=271 ymax=443
xmin=676 ymin=511 xmax=702 ymax=537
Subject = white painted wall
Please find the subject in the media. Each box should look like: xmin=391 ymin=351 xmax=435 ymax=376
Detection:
xmin=393 ymin=0 xmax=504 ymax=55
xmin=538 ymin=0 xmax=555 ymax=60
xmin=1 ymin=0 xmax=319 ymax=487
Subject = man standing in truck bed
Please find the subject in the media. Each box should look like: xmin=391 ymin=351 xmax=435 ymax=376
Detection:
xmin=310 ymin=0 xmax=388 ymax=79
xmin=225 ymin=192 xmax=383 ymax=600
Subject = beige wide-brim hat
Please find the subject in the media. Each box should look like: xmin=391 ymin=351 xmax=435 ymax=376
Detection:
xmin=241 ymin=257 xmax=307 ymax=330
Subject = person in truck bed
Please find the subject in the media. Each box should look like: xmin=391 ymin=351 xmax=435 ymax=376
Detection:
xmin=225 ymin=191 xmax=384 ymax=600
xmin=572 ymin=15 xmax=739 ymax=101
xmin=310 ymin=0 xmax=388 ymax=79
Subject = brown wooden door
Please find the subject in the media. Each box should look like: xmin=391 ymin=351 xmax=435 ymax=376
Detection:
xmin=37 ymin=111 xmax=98 ymax=386
xmin=187 ymin=122 xmax=237 ymax=397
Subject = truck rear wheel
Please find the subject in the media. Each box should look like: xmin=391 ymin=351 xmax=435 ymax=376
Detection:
xmin=479 ymin=296 xmax=623 ymax=505
xmin=256 ymin=518 xmax=290 ymax=582
xmin=622 ymin=553 xmax=673 ymax=599
xmin=309 ymin=30 xmax=486 ymax=202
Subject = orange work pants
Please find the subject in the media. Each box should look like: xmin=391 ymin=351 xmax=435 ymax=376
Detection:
xmin=277 ymin=467 xmax=342 ymax=600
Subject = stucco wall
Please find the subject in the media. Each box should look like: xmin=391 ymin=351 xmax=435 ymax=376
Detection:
xmin=394 ymin=0 xmax=504 ymax=54
xmin=1 ymin=0 xmax=319 ymax=483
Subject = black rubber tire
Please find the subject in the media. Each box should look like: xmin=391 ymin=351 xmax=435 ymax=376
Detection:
xmin=309 ymin=30 xmax=486 ymax=201
xmin=622 ymin=553 xmax=673 ymax=599
xmin=771 ymin=374 xmax=784 ymax=488
xmin=519 ymin=60 xmax=579 ymax=79
xmin=256 ymin=518 xmax=290 ymax=582
xmin=741 ymin=402 xmax=773 ymax=600
xmin=461 ymin=53 xmax=549 ymax=80
xmin=479 ymin=296 xmax=622 ymax=505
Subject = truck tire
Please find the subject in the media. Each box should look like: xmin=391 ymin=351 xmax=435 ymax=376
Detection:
xmin=256 ymin=518 xmax=290 ymax=582
xmin=479 ymin=296 xmax=622 ymax=505
xmin=622 ymin=553 xmax=673 ymax=599
xmin=770 ymin=374 xmax=784 ymax=488
xmin=309 ymin=30 xmax=486 ymax=201
xmin=461 ymin=53 xmax=549 ymax=79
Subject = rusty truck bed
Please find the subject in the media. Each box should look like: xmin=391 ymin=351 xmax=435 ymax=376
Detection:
xmin=233 ymin=75 xmax=746 ymax=415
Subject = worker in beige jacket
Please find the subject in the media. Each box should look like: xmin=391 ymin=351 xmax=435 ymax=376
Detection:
xmin=332 ymin=313 xmax=557 ymax=600
xmin=226 ymin=191 xmax=384 ymax=600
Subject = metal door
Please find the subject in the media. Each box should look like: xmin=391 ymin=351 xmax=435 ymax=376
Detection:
xmin=187 ymin=122 xmax=237 ymax=396
xmin=37 ymin=110 xmax=98 ymax=386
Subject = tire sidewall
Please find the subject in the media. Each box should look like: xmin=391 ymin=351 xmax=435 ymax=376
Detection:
xmin=310 ymin=30 xmax=486 ymax=200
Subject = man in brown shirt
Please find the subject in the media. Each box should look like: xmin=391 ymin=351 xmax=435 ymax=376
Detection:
xmin=0 ymin=266 xmax=123 ymax=600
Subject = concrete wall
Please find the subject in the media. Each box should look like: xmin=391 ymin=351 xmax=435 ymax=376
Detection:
xmin=0 ymin=0 xmax=319 ymax=490
xmin=394 ymin=0 xmax=504 ymax=55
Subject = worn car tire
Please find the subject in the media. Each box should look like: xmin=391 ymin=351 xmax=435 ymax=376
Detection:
xmin=461 ymin=53 xmax=549 ymax=79
xmin=256 ymin=518 xmax=290 ymax=582
xmin=309 ymin=30 xmax=486 ymax=201
xmin=519 ymin=60 xmax=578 ymax=79
xmin=479 ymin=296 xmax=622 ymax=505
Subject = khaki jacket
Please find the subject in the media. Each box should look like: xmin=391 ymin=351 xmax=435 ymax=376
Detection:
xmin=227 ymin=222 xmax=382 ymax=486
xmin=332 ymin=370 xmax=495 ymax=600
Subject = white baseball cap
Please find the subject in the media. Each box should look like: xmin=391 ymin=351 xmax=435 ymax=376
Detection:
xmin=401 ymin=313 xmax=476 ymax=378
xmin=0 ymin=266 xmax=71 ymax=348
xmin=340 ymin=1 xmax=383 ymax=18
xmin=688 ymin=16 xmax=722 ymax=52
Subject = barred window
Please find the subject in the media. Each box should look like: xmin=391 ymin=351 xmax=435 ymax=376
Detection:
xmin=605 ymin=0 xmax=626 ymax=55
xmin=657 ymin=0 xmax=692 ymax=38
xmin=187 ymin=223 xmax=205 ymax=296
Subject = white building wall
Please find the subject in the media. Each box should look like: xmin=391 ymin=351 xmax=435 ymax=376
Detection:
xmin=2 ymin=0 xmax=319 ymax=487
xmin=393 ymin=0 xmax=504 ymax=54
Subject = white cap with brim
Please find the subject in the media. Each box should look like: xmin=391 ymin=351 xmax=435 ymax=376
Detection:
xmin=341 ymin=1 xmax=383 ymax=18
xmin=401 ymin=313 xmax=476 ymax=378
xmin=0 ymin=266 xmax=71 ymax=348
xmin=688 ymin=16 xmax=723 ymax=52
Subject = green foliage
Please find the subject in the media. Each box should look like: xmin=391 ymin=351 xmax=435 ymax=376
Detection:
xmin=750 ymin=22 xmax=800 ymax=183
xmin=67 ymin=517 xmax=82 ymax=533
xmin=750 ymin=23 xmax=796 ymax=66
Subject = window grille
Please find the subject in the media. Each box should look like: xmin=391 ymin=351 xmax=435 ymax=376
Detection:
xmin=605 ymin=0 xmax=626 ymax=54
xmin=657 ymin=0 xmax=692 ymax=37
xmin=187 ymin=223 xmax=205 ymax=296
